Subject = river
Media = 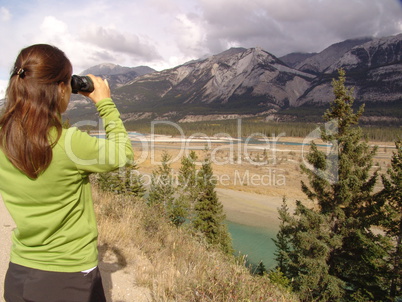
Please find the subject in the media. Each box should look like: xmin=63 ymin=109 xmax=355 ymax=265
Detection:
xmin=227 ymin=220 xmax=279 ymax=270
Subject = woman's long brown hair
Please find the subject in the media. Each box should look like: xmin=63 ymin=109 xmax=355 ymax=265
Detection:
xmin=0 ymin=44 xmax=72 ymax=179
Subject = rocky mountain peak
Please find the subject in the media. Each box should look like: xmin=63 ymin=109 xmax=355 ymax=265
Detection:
xmin=65 ymin=34 xmax=402 ymax=125
xmin=296 ymin=37 xmax=374 ymax=74
xmin=279 ymin=52 xmax=317 ymax=68
xmin=327 ymin=33 xmax=402 ymax=72
xmin=122 ymin=46 xmax=314 ymax=109
xmin=295 ymin=33 xmax=402 ymax=107
xmin=80 ymin=63 xmax=155 ymax=76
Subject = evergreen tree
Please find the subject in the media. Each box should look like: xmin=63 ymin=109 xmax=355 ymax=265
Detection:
xmin=168 ymin=195 xmax=188 ymax=227
xmin=268 ymin=267 xmax=292 ymax=292
xmin=378 ymin=139 xmax=402 ymax=300
xmin=148 ymin=151 xmax=191 ymax=226
xmin=276 ymin=69 xmax=387 ymax=301
xmin=255 ymin=261 xmax=267 ymax=276
xmin=96 ymin=163 xmax=145 ymax=197
xmin=147 ymin=151 xmax=177 ymax=220
xmin=299 ymin=202 xmax=346 ymax=301
xmin=318 ymin=70 xmax=386 ymax=301
xmin=177 ymin=151 xmax=199 ymax=223
xmin=192 ymin=155 xmax=233 ymax=254
xmin=273 ymin=198 xmax=292 ymax=274
xmin=128 ymin=167 xmax=147 ymax=197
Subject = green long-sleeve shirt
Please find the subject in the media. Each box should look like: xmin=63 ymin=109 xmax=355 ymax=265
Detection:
xmin=0 ymin=98 xmax=134 ymax=272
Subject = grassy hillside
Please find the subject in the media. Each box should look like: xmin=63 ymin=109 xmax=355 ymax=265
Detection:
xmin=91 ymin=182 xmax=298 ymax=301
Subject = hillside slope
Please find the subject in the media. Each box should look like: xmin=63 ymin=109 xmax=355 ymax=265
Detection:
xmin=296 ymin=34 xmax=402 ymax=107
xmin=92 ymin=186 xmax=298 ymax=301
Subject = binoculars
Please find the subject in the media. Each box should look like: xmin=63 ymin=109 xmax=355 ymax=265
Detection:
xmin=71 ymin=75 xmax=94 ymax=94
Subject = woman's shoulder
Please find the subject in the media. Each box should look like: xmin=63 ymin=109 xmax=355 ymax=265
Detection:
xmin=56 ymin=127 xmax=101 ymax=163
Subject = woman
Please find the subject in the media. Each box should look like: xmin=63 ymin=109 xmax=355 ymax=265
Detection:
xmin=0 ymin=44 xmax=134 ymax=302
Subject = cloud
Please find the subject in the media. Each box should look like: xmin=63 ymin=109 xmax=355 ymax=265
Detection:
xmin=0 ymin=0 xmax=401 ymax=84
xmin=31 ymin=16 xmax=90 ymax=72
xmin=39 ymin=16 xmax=69 ymax=45
xmin=25 ymin=15 xmax=163 ymax=73
xmin=80 ymin=25 xmax=162 ymax=61
xmin=192 ymin=0 xmax=402 ymax=56
xmin=173 ymin=13 xmax=208 ymax=56
xmin=0 ymin=7 xmax=11 ymax=22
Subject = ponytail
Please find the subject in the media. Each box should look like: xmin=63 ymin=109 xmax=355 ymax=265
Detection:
xmin=0 ymin=44 xmax=72 ymax=179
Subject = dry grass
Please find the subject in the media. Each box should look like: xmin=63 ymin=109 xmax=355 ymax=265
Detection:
xmin=92 ymin=136 xmax=395 ymax=301
xmin=92 ymin=185 xmax=299 ymax=302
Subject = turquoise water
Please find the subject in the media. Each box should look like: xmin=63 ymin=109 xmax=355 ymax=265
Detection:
xmin=226 ymin=221 xmax=279 ymax=270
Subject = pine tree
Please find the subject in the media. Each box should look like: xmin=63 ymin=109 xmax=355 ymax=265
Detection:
xmin=276 ymin=69 xmax=387 ymax=301
xmin=192 ymin=154 xmax=233 ymax=254
xmin=177 ymin=151 xmax=199 ymax=223
xmin=148 ymin=151 xmax=175 ymax=210
xmin=268 ymin=267 xmax=292 ymax=291
xmin=168 ymin=194 xmax=188 ymax=227
xmin=378 ymin=139 xmax=402 ymax=300
xmin=273 ymin=198 xmax=292 ymax=274
xmin=96 ymin=163 xmax=145 ymax=197
xmin=283 ymin=200 xmax=345 ymax=302
xmin=318 ymin=70 xmax=387 ymax=301
xmin=148 ymin=151 xmax=189 ymax=226
xmin=128 ymin=166 xmax=147 ymax=197
xmin=255 ymin=261 xmax=267 ymax=276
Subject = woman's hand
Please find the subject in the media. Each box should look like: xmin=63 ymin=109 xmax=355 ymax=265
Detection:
xmin=80 ymin=74 xmax=111 ymax=104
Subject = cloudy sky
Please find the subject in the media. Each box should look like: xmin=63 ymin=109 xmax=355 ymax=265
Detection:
xmin=0 ymin=0 xmax=401 ymax=96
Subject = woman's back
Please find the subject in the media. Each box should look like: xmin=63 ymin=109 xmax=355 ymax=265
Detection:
xmin=0 ymin=44 xmax=134 ymax=302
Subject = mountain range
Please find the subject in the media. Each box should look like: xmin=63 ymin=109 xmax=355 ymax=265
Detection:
xmin=65 ymin=33 xmax=402 ymax=126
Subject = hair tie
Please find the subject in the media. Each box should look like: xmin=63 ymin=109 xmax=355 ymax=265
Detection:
xmin=15 ymin=67 xmax=26 ymax=78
